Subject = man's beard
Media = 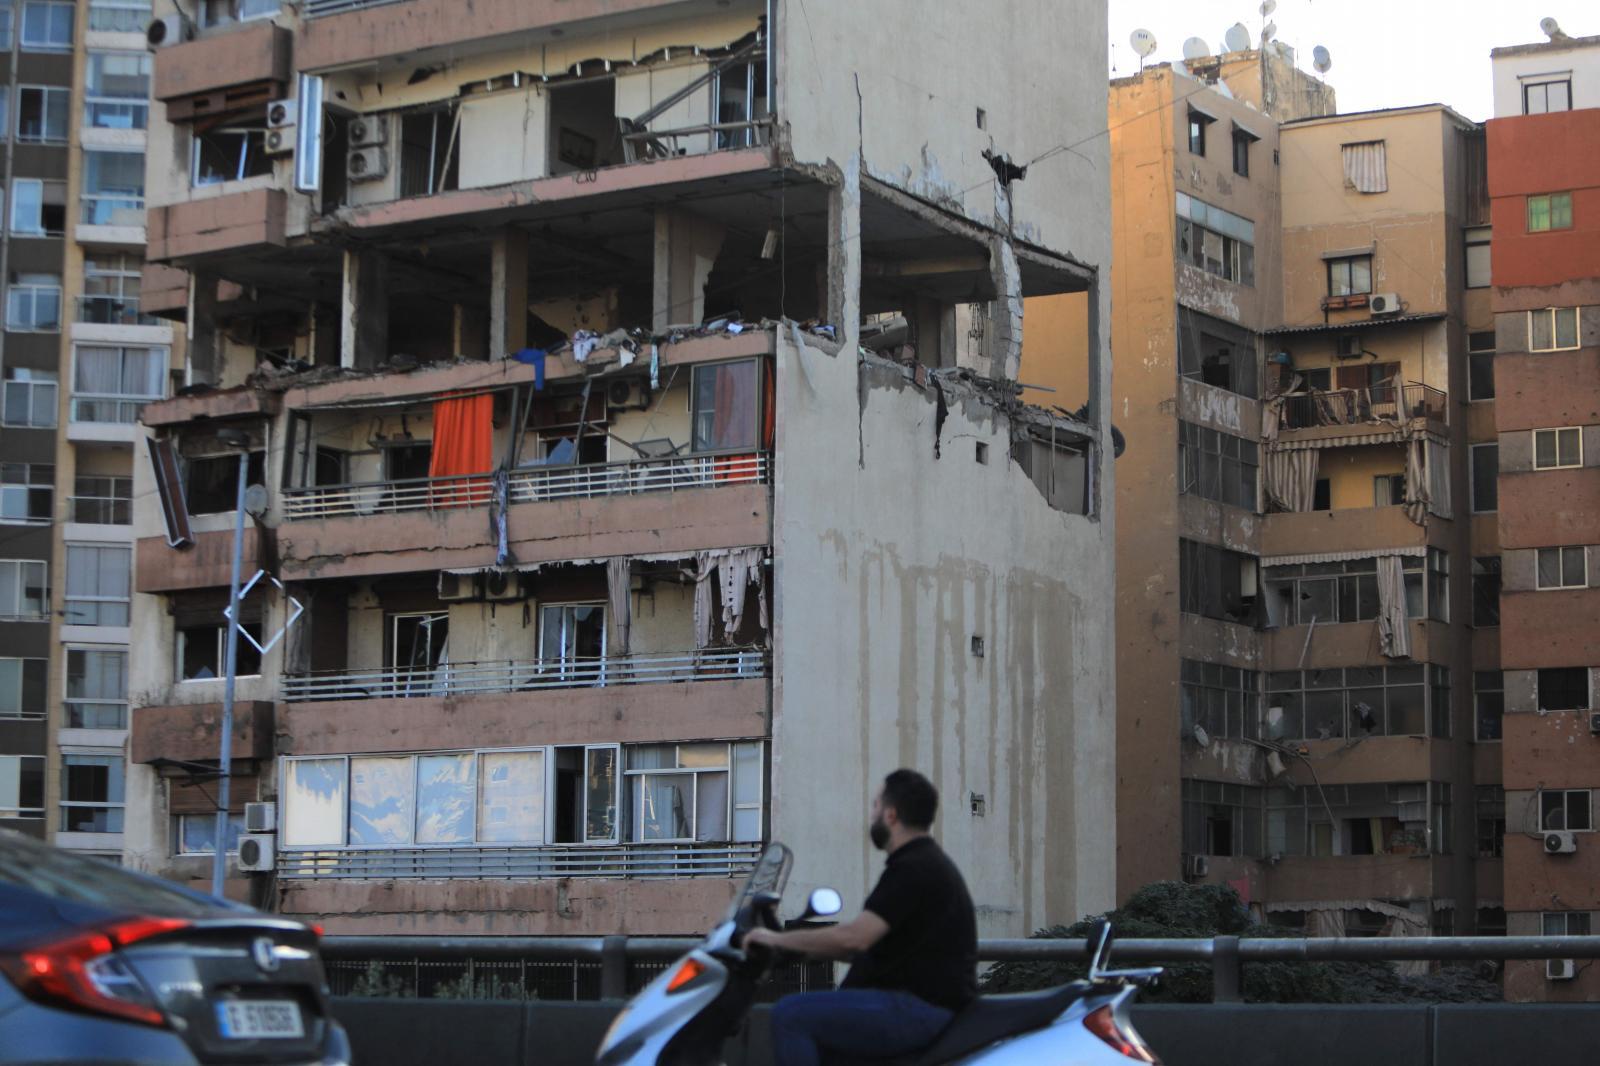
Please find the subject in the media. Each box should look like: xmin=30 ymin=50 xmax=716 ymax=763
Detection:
xmin=869 ymin=816 xmax=890 ymax=851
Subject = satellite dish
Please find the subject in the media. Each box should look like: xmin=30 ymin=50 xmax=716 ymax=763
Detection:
xmin=1259 ymin=0 xmax=1277 ymax=15
xmin=1130 ymin=28 xmax=1158 ymax=58
xmin=1192 ymin=724 xmax=1212 ymax=747
xmin=243 ymin=484 xmax=269 ymax=518
xmin=1312 ymin=45 xmax=1332 ymax=74
xmin=1182 ymin=37 xmax=1211 ymax=61
xmin=1224 ymin=22 xmax=1251 ymax=52
xmin=1261 ymin=21 xmax=1277 ymax=43
xmin=1540 ymin=16 xmax=1562 ymax=38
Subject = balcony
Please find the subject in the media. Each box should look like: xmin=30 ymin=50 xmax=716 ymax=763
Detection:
xmin=282 ymin=453 xmax=769 ymax=522
xmin=283 ymin=649 xmax=766 ymax=703
xmin=1277 ymin=383 xmax=1447 ymax=433
xmin=279 ymin=841 xmax=761 ymax=880
xmin=76 ymin=295 xmax=159 ymax=327
xmin=129 ymin=700 xmax=275 ymax=765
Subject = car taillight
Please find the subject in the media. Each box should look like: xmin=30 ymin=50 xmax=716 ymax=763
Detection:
xmin=0 ymin=916 xmax=190 ymax=1028
xmin=1083 ymin=1004 xmax=1160 ymax=1063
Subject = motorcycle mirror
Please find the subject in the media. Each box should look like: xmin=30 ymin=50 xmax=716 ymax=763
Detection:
xmin=803 ymin=887 xmax=843 ymax=920
xmin=1086 ymin=919 xmax=1114 ymax=979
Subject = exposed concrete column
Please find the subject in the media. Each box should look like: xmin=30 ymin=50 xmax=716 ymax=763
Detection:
xmin=340 ymin=249 xmax=389 ymax=370
xmin=652 ymin=209 xmax=725 ymax=331
xmin=911 ymin=296 xmax=956 ymax=368
xmin=187 ymin=273 xmax=221 ymax=386
xmin=490 ymin=229 xmax=528 ymax=360
xmin=985 ymin=236 xmax=1023 ymax=381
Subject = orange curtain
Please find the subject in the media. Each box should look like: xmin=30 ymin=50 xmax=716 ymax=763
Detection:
xmin=714 ymin=361 xmax=771 ymax=483
xmin=429 ymin=392 xmax=494 ymax=507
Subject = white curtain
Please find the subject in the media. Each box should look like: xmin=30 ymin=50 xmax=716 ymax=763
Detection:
xmin=606 ymin=556 xmax=631 ymax=656
xmin=1426 ymin=439 xmax=1451 ymax=518
xmin=1342 ymin=141 xmax=1388 ymax=193
xmin=1307 ymin=908 xmax=1347 ymax=938
xmin=1376 ymin=554 xmax=1411 ymax=659
xmin=75 ymin=346 xmax=120 ymax=394
xmin=1265 ymin=449 xmax=1319 ymax=512
xmin=1403 ymin=437 xmax=1429 ymax=526
xmin=692 ymin=552 xmax=718 ymax=650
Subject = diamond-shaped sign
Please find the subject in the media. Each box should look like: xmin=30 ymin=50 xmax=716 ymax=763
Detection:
xmin=223 ymin=570 xmax=303 ymax=655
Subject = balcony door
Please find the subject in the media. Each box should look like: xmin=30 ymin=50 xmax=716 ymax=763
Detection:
xmin=390 ymin=612 xmax=448 ymax=695
xmin=539 ymin=602 xmax=604 ymax=682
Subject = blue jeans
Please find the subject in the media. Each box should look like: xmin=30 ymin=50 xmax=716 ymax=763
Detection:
xmin=770 ymin=989 xmax=953 ymax=1066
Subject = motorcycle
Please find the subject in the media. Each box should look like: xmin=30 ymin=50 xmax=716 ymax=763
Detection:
xmin=596 ymin=842 xmax=1165 ymax=1065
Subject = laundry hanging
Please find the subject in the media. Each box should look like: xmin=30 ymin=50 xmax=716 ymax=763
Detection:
xmin=429 ymin=391 xmax=494 ymax=508
xmin=1375 ymin=554 xmax=1412 ymax=659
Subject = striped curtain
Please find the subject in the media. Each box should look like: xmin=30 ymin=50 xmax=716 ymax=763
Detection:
xmin=1341 ymin=141 xmax=1388 ymax=194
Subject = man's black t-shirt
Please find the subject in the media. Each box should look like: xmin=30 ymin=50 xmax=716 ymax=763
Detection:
xmin=839 ymin=836 xmax=978 ymax=1011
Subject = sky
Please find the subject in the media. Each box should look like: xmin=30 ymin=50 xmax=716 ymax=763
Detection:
xmin=1107 ymin=0 xmax=1595 ymax=122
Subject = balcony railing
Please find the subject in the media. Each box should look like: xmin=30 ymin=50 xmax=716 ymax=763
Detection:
xmin=1278 ymin=383 xmax=1447 ymax=431
xmin=304 ymin=0 xmax=406 ymax=16
xmin=67 ymin=495 xmax=133 ymax=525
xmin=76 ymin=295 xmax=159 ymax=327
xmin=279 ymin=841 xmax=763 ymax=879
xmin=282 ymin=648 xmax=767 ymax=702
xmin=71 ymin=395 xmax=155 ymax=424
xmin=282 ymin=452 xmax=770 ymax=522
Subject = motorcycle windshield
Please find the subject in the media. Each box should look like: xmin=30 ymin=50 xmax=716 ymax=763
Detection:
xmin=724 ymin=841 xmax=792 ymax=922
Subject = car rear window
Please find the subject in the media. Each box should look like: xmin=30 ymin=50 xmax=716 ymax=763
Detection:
xmin=0 ymin=830 xmax=226 ymax=917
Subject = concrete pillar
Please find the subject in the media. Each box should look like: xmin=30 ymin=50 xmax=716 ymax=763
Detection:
xmin=911 ymin=296 xmax=955 ymax=368
xmin=340 ymin=249 xmax=389 ymax=370
xmin=985 ymin=236 xmax=1023 ymax=381
xmin=187 ymin=273 xmax=221 ymax=386
xmin=652 ymin=209 xmax=725 ymax=331
xmin=490 ymin=230 xmax=528 ymax=360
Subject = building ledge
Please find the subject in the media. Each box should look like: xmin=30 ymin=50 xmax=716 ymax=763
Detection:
xmin=130 ymin=700 xmax=275 ymax=764
xmin=142 ymin=385 xmax=283 ymax=428
xmin=67 ymin=420 xmax=140 ymax=444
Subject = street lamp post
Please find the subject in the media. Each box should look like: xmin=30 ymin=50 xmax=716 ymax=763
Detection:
xmin=210 ymin=431 xmax=251 ymax=899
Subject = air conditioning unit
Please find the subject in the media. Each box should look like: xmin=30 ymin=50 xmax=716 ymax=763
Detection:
xmin=437 ymin=571 xmax=480 ymax=602
xmin=349 ymin=115 xmax=389 ymax=148
xmin=244 ymin=801 xmax=276 ymax=833
xmin=1545 ymin=831 xmax=1578 ymax=854
xmin=1588 ymin=711 xmax=1600 ymax=735
xmin=264 ymin=127 xmax=295 ymax=156
xmin=1182 ymin=854 xmax=1209 ymax=879
xmin=146 ymin=13 xmax=194 ymax=47
xmin=347 ymin=146 xmax=388 ymax=183
xmin=1369 ymin=292 xmax=1402 ymax=315
xmin=483 ymin=570 xmax=521 ymax=602
xmin=237 ymin=834 xmax=275 ymax=873
xmin=266 ymin=99 xmax=295 ymax=129
xmin=1547 ymin=959 xmax=1577 ymax=981
xmin=607 ymin=379 xmax=650 ymax=409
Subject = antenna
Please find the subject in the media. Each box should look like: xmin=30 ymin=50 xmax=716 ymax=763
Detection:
xmin=1183 ymin=37 xmax=1212 ymax=61
xmin=1539 ymin=17 xmax=1562 ymax=39
xmin=1224 ymin=22 xmax=1250 ymax=53
xmin=1261 ymin=21 xmax=1277 ymax=44
xmin=1130 ymin=28 xmax=1158 ymax=70
xmin=1312 ymin=45 xmax=1332 ymax=75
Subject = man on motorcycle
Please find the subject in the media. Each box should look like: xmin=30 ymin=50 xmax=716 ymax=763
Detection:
xmin=743 ymin=769 xmax=977 ymax=1066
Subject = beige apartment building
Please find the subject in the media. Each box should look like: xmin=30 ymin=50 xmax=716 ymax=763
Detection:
xmin=120 ymin=0 xmax=1118 ymax=937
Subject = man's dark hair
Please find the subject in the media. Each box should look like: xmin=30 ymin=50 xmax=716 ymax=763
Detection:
xmin=882 ymin=769 xmax=939 ymax=830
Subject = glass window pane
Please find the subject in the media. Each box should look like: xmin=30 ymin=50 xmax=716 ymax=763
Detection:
xmin=694 ymin=771 xmax=729 ymax=842
xmin=692 ymin=360 xmax=760 ymax=452
xmin=348 ymin=756 xmax=415 ymax=845
xmin=478 ymin=750 xmax=543 ymax=843
xmin=415 ymin=753 xmax=476 ymax=844
xmin=732 ymin=742 xmax=761 ymax=805
xmin=1555 ymin=308 xmax=1578 ymax=349
xmin=1531 ymin=312 xmax=1553 ymax=351
xmin=584 ymin=747 xmax=618 ymax=842
xmin=633 ymin=774 xmax=692 ymax=841
xmin=283 ymin=758 xmax=345 ymax=847
xmin=677 ymin=742 xmax=728 ymax=768
xmin=1558 ymin=429 xmax=1581 ymax=467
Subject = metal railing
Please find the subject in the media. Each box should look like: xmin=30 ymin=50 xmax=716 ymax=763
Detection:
xmin=67 ymin=494 xmax=132 ymax=524
xmin=282 ymin=648 xmax=766 ymax=702
xmin=76 ymin=295 xmax=159 ymax=327
xmin=282 ymin=841 xmax=764 ymax=882
xmin=305 ymin=0 xmax=409 ymax=16
xmin=320 ymin=933 xmax=1600 ymax=1004
xmin=1279 ymin=383 xmax=1448 ymax=431
xmin=281 ymin=452 xmax=769 ymax=521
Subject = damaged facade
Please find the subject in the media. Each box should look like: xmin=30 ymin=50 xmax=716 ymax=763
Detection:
xmin=123 ymin=0 xmax=1115 ymax=937
xmin=1054 ymin=52 xmax=1496 ymax=944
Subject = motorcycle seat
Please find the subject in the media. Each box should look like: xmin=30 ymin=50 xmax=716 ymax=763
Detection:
xmin=872 ymin=981 xmax=1093 ymax=1066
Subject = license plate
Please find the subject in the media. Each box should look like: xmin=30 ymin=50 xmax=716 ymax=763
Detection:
xmin=215 ymin=999 xmax=304 ymax=1039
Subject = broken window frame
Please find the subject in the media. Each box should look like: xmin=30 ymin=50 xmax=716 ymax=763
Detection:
xmin=389 ymin=611 xmax=450 ymax=678
xmin=710 ymin=54 xmax=769 ymax=149
xmin=177 ymin=620 xmax=264 ymax=681
xmin=147 ymin=438 xmax=194 ymax=547
xmin=1177 ymin=310 xmax=1259 ymax=399
xmin=190 ymin=114 xmax=272 ymax=188
xmin=624 ymin=741 xmax=763 ymax=845
xmin=397 ymin=103 xmax=461 ymax=200
xmin=1266 ymin=782 xmax=1436 ymax=858
xmin=1177 ymin=421 xmax=1257 ymax=510
xmin=60 ymin=754 xmax=123 ymax=833
xmin=1265 ymin=664 xmax=1446 ymax=740
xmin=1180 ymin=659 xmax=1261 ymax=741
xmin=1175 ymin=194 xmax=1255 ymax=288
xmin=1537 ymin=667 xmax=1590 ymax=712
xmin=181 ymin=450 xmax=265 ymax=516
xmin=1181 ymin=779 xmax=1264 ymax=858
xmin=1474 ymin=671 xmax=1503 ymax=741
xmin=1178 ymin=538 xmax=1259 ymax=627
xmin=1325 ymin=255 xmax=1373 ymax=297
xmin=538 ymin=602 xmax=606 ymax=681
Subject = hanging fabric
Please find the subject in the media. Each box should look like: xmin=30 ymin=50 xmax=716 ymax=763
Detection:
xmin=692 ymin=551 xmax=718 ymax=650
xmin=1375 ymin=554 xmax=1412 ymax=659
xmin=1403 ymin=436 xmax=1430 ymax=526
xmin=1264 ymin=448 xmax=1319 ymax=512
xmin=1341 ymin=141 xmax=1388 ymax=193
xmin=717 ymin=547 xmax=768 ymax=637
xmin=429 ymin=391 xmax=494 ymax=507
xmin=1425 ymin=438 xmax=1451 ymax=518
xmin=606 ymin=556 xmax=632 ymax=657
xmin=490 ymin=467 xmax=512 ymax=568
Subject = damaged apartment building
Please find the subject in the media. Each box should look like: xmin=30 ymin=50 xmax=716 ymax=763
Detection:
xmin=1037 ymin=45 xmax=1498 ymax=944
xmin=121 ymin=0 xmax=1116 ymax=937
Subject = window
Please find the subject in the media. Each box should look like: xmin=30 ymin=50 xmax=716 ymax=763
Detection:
xmin=539 ymin=603 xmax=605 ymax=677
xmin=1178 ymin=422 xmax=1257 ymax=510
xmin=1538 ymin=668 xmax=1590 ymax=712
xmin=89 ymin=0 xmax=150 ymax=32
xmin=0 ymin=754 xmax=44 ymax=818
xmin=1475 ymin=786 xmax=1504 ymax=858
xmin=1179 ymin=539 xmax=1259 ymax=626
xmin=2 ymin=368 xmax=55 ymax=428
xmin=192 ymin=120 xmax=272 ymax=187
xmin=1527 ymin=192 xmax=1573 ymax=234
xmin=65 ymin=648 xmax=127 ymax=729
xmin=1533 ymin=428 xmax=1582 ymax=471
xmin=183 ymin=451 xmax=264 ymax=514
xmin=1188 ymin=110 xmax=1211 ymax=156
xmin=1523 ymin=79 xmax=1571 ymax=115
xmin=1373 ymin=474 xmax=1406 ymax=507
xmin=0 ymin=2 xmax=11 ymax=48
xmin=1263 ymin=555 xmax=1431 ymax=627
xmin=1178 ymin=310 xmax=1258 ymax=398
xmin=1341 ymin=140 xmax=1387 ymax=194
xmin=1543 ymin=912 xmax=1591 ymax=938
xmin=0 ymin=559 xmax=47 ymax=619
xmin=398 ymin=106 xmax=461 ymax=199
xmin=71 ymin=475 xmax=132 ymax=524
xmin=19 ymin=1 xmax=71 ymax=50
xmin=9 ymin=178 xmax=65 ymax=236
xmin=81 ymin=255 xmax=149 ymax=326
xmin=389 ymin=611 xmax=447 ymax=690
xmin=0 ymin=463 xmax=52 ymax=524
xmin=177 ymin=812 xmax=246 ymax=855
xmin=1465 ymin=226 xmax=1491 ymax=289
xmin=0 ymin=657 xmax=46 ymax=718
xmin=62 ymin=754 xmax=124 ymax=833
xmin=1265 ymin=664 xmax=1445 ymax=740
xmin=72 ymin=345 xmax=165 ymax=423
xmin=85 ymin=53 xmax=150 ymax=131
xmin=1176 ymin=195 xmax=1255 ymax=287
xmin=1182 ymin=779 xmax=1265 ymax=858
xmin=64 ymin=544 xmax=130 ymax=626
xmin=1467 ymin=330 xmax=1495 ymax=400
xmin=1180 ymin=660 xmax=1261 ymax=741
xmin=1540 ymin=789 xmax=1592 ymax=832
xmin=1426 ymin=548 xmax=1449 ymax=624
xmin=1327 ymin=256 xmax=1373 ymax=297
xmin=16 ymin=85 xmax=68 ymax=141
xmin=1470 ymin=443 xmax=1498 ymax=511
xmin=81 ymin=151 xmax=145 ymax=226
xmin=473 ymin=750 xmax=544 ymax=844
xmin=1529 ymin=307 xmax=1580 ymax=352
xmin=178 ymin=621 xmax=263 ymax=681
xmin=627 ymin=742 xmax=763 ymax=843
xmin=692 ymin=359 xmax=762 ymax=453
xmin=1472 ymin=558 xmax=1500 ymax=628
xmin=200 ymin=0 xmax=279 ymax=26
xmin=7 ymin=274 xmax=60 ymax=332
xmin=1475 ymin=671 xmax=1503 ymax=741
xmin=1266 ymin=782 xmax=1435 ymax=857
xmin=1231 ymin=127 xmax=1254 ymax=177
xmin=1537 ymin=547 xmax=1587 ymax=590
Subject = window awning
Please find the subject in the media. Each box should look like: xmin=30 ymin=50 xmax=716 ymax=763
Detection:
xmin=1268 ymin=426 xmax=1445 ymax=450
xmin=1263 ymin=898 xmax=1420 ymax=921
xmin=1188 ymin=102 xmax=1218 ymax=122
xmin=1263 ymin=546 xmax=1425 ymax=568
xmin=1231 ymin=119 xmax=1261 ymax=142
xmin=1320 ymin=245 xmax=1375 ymax=260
